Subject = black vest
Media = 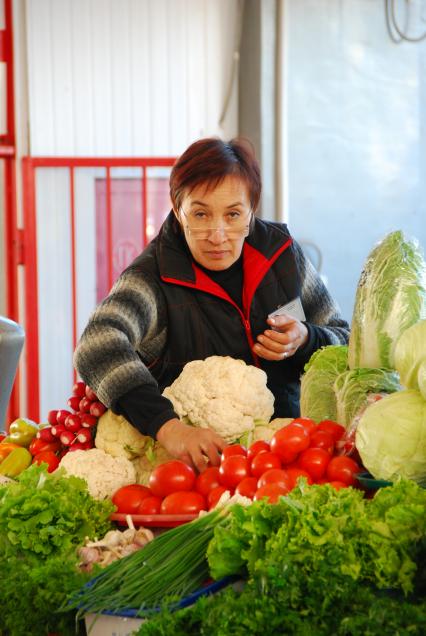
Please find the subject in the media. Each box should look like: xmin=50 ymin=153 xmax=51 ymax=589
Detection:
xmin=128 ymin=213 xmax=305 ymax=418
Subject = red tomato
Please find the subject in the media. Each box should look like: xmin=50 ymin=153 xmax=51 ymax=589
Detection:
xmin=207 ymin=485 xmax=228 ymax=509
xmin=291 ymin=417 xmax=317 ymax=434
xmin=247 ymin=440 xmax=270 ymax=461
xmin=270 ymin=424 xmax=310 ymax=464
xmin=309 ymin=429 xmax=335 ymax=454
xmin=221 ymin=444 xmax=247 ymax=460
xmin=326 ymin=456 xmax=361 ymax=486
xmin=298 ymin=448 xmax=331 ymax=481
xmin=257 ymin=469 xmax=290 ymax=492
xmin=250 ymin=451 xmax=281 ymax=478
xmin=286 ymin=467 xmax=314 ymax=489
xmin=195 ymin=467 xmax=221 ymax=498
xmin=317 ymin=420 xmax=346 ymax=442
xmin=31 ymin=451 xmax=60 ymax=473
xmin=149 ymin=460 xmax=196 ymax=498
xmin=160 ymin=491 xmax=206 ymax=515
xmin=29 ymin=437 xmax=62 ymax=456
xmin=0 ymin=434 xmax=6 ymax=443
xmin=219 ymin=455 xmax=250 ymax=490
xmin=329 ymin=480 xmax=348 ymax=491
xmin=235 ymin=477 xmax=258 ymax=499
xmin=112 ymin=484 xmax=152 ymax=514
xmin=137 ymin=495 xmax=162 ymax=515
xmin=254 ymin=483 xmax=288 ymax=503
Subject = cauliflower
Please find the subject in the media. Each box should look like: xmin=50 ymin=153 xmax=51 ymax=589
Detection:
xmin=132 ymin=445 xmax=174 ymax=485
xmin=59 ymin=449 xmax=136 ymax=500
xmin=94 ymin=410 xmax=174 ymax=485
xmin=162 ymin=355 xmax=275 ymax=443
xmin=251 ymin=417 xmax=294 ymax=443
xmin=95 ymin=411 xmax=152 ymax=460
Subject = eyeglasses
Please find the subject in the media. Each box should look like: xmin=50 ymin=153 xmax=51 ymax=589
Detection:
xmin=181 ymin=211 xmax=252 ymax=240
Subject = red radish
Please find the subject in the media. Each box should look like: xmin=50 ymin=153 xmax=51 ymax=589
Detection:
xmin=85 ymin=386 xmax=98 ymax=401
xmin=80 ymin=414 xmax=98 ymax=428
xmin=67 ymin=396 xmax=81 ymax=412
xmin=51 ymin=423 xmax=66 ymax=437
xmin=47 ymin=410 xmax=59 ymax=425
xmin=60 ymin=430 xmax=76 ymax=446
xmin=36 ymin=427 xmax=56 ymax=442
xmin=64 ymin=414 xmax=82 ymax=432
xmin=56 ymin=409 xmax=72 ymax=425
xmin=68 ymin=441 xmax=87 ymax=452
xmin=75 ymin=428 xmax=92 ymax=444
xmin=89 ymin=401 xmax=106 ymax=418
xmin=82 ymin=439 xmax=94 ymax=449
xmin=79 ymin=397 xmax=92 ymax=413
xmin=72 ymin=381 xmax=87 ymax=398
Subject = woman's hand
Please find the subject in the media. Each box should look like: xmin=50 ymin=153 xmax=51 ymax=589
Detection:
xmin=156 ymin=418 xmax=226 ymax=472
xmin=253 ymin=314 xmax=308 ymax=361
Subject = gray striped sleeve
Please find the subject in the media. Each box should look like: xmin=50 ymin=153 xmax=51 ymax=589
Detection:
xmin=294 ymin=241 xmax=350 ymax=345
xmin=74 ymin=270 xmax=167 ymax=407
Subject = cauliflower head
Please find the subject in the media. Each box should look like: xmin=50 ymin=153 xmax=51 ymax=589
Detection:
xmin=95 ymin=410 xmax=152 ymax=460
xmin=95 ymin=410 xmax=174 ymax=485
xmin=59 ymin=448 xmax=136 ymax=500
xmin=162 ymin=355 xmax=275 ymax=443
xmin=131 ymin=444 xmax=174 ymax=485
xmin=251 ymin=417 xmax=294 ymax=442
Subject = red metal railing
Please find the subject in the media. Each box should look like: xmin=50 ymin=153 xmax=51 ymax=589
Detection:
xmin=20 ymin=157 xmax=175 ymax=422
xmin=1 ymin=0 xmax=20 ymax=426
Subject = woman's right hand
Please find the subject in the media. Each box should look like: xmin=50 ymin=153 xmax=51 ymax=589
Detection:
xmin=156 ymin=418 xmax=226 ymax=472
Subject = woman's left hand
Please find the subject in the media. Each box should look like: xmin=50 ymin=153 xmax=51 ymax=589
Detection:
xmin=252 ymin=314 xmax=308 ymax=361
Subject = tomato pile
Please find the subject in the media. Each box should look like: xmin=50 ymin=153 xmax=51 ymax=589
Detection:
xmin=28 ymin=381 xmax=106 ymax=471
xmin=111 ymin=418 xmax=364 ymax=515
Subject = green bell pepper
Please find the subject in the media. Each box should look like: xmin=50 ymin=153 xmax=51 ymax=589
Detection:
xmin=5 ymin=418 xmax=39 ymax=447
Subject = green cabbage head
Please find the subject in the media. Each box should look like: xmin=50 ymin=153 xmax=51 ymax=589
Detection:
xmin=300 ymin=345 xmax=348 ymax=422
xmin=394 ymin=319 xmax=426 ymax=400
xmin=334 ymin=367 xmax=400 ymax=428
xmin=348 ymin=231 xmax=426 ymax=370
xmin=355 ymin=389 xmax=426 ymax=485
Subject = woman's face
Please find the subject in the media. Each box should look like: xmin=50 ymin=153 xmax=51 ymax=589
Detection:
xmin=176 ymin=176 xmax=252 ymax=271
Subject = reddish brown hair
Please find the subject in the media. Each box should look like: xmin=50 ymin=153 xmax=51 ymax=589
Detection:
xmin=169 ymin=137 xmax=262 ymax=213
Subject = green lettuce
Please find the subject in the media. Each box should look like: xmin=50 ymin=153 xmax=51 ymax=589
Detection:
xmin=300 ymin=345 xmax=348 ymax=422
xmin=348 ymin=231 xmax=426 ymax=370
xmin=333 ymin=367 xmax=400 ymax=428
xmin=394 ymin=319 xmax=426 ymax=399
xmin=355 ymin=389 xmax=426 ymax=485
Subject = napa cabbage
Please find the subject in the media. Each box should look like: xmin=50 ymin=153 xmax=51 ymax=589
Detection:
xmin=394 ymin=319 xmax=426 ymax=400
xmin=300 ymin=345 xmax=348 ymax=422
xmin=334 ymin=367 xmax=400 ymax=428
xmin=348 ymin=231 xmax=426 ymax=370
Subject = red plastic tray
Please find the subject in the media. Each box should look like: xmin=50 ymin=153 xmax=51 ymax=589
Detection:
xmin=110 ymin=512 xmax=198 ymax=528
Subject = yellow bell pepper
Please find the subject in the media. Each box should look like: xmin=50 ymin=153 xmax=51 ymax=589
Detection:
xmin=0 ymin=446 xmax=32 ymax=477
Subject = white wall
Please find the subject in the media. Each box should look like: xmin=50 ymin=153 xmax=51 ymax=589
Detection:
xmin=25 ymin=0 xmax=240 ymax=156
xmin=280 ymin=0 xmax=426 ymax=322
xmin=21 ymin=0 xmax=240 ymax=419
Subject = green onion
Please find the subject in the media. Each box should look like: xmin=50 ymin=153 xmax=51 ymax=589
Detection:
xmin=65 ymin=508 xmax=224 ymax=618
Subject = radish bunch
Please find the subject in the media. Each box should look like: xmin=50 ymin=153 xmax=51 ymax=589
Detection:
xmin=41 ymin=382 xmax=107 ymax=459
